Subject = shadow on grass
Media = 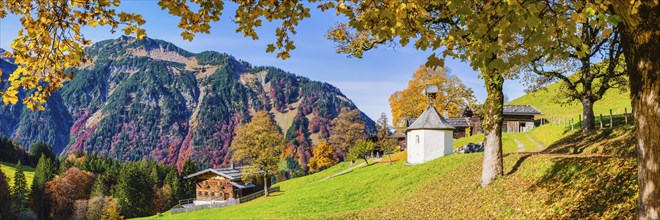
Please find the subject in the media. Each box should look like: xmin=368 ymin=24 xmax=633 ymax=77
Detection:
xmin=507 ymin=126 xmax=635 ymax=175
xmin=528 ymin=156 xmax=637 ymax=218
xmin=501 ymin=126 xmax=639 ymax=218
xmin=505 ymin=154 xmax=532 ymax=175
xmin=266 ymin=193 xmax=283 ymax=198
xmin=543 ymin=126 xmax=635 ymax=157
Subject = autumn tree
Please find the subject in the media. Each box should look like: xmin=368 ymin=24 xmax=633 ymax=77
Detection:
xmin=606 ymin=2 xmax=659 ymax=217
xmin=46 ymin=167 xmax=96 ymax=219
xmin=307 ymin=141 xmax=337 ymax=173
xmin=101 ymin=197 xmax=122 ymax=219
xmin=329 ymin=108 xmax=367 ymax=160
xmin=30 ymin=155 xmax=54 ymax=220
xmin=389 ymin=66 xmax=476 ymax=127
xmin=72 ymin=196 xmax=121 ymax=220
xmin=231 ymin=111 xmax=285 ymax=197
xmin=520 ymin=13 xmax=626 ymax=131
xmin=11 ymin=161 xmax=29 ymax=214
xmin=348 ymin=140 xmax=374 ymax=165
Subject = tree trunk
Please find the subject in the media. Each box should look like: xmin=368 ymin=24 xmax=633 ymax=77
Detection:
xmin=611 ymin=1 xmax=659 ymax=218
xmin=263 ymin=175 xmax=269 ymax=197
xmin=481 ymin=71 xmax=504 ymax=187
xmin=581 ymin=97 xmax=596 ymax=131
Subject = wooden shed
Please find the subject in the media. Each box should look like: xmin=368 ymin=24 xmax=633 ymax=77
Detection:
xmin=502 ymin=105 xmax=541 ymax=132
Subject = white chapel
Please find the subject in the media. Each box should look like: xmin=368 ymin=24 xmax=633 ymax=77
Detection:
xmin=406 ymin=84 xmax=454 ymax=164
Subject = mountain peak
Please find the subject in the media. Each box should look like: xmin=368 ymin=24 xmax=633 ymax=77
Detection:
xmin=86 ymin=36 xmax=194 ymax=62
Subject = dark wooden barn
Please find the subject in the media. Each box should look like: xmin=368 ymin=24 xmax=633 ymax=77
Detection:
xmin=502 ymin=105 xmax=541 ymax=132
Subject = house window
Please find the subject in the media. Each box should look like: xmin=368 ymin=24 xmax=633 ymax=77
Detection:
xmin=210 ymin=192 xmax=215 ymax=197
xmin=416 ymin=135 xmax=420 ymax=144
xmin=198 ymin=191 xmax=202 ymax=196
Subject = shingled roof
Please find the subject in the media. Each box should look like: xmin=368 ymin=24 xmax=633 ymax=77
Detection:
xmin=446 ymin=117 xmax=470 ymax=128
xmin=503 ymin=105 xmax=541 ymax=115
xmin=185 ymin=166 xmax=256 ymax=181
xmin=406 ymin=107 xmax=455 ymax=131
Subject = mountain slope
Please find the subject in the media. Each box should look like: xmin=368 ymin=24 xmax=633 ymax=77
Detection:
xmin=0 ymin=37 xmax=376 ymax=169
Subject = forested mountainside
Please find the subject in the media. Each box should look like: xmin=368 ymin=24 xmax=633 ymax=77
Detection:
xmin=0 ymin=37 xmax=375 ymax=170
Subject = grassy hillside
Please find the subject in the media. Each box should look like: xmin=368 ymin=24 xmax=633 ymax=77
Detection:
xmin=0 ymin=162 xmax=35 ymax=189
xmin=144 ymin=124 xmax=636 ymax=219
xmin=508 ymin=79 xmax=631 ymax=119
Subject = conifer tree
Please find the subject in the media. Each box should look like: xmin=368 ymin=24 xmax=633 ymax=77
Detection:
xmin=11 ymin=161 xmax=29 ymax=214
xmin=114 ymin=163 xmax=155 ymax=218
xmin=0 ymin=170 xmax=12 ymax=219
xmin=150 ymin=166 xmax=160 ymax=188
xmin=90 ymin=174 xmax=110 ymax=197
xmin=29 ymin=142 xmax=56 ymax=165
xmin=30 ymin=155 xmax=53 ymax=219
xmin=164 ymin=169 xmax=180 ymax=207
xmin=180 ymin=159 xmax=198 ymax=200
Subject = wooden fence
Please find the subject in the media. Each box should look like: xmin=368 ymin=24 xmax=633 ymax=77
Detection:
xmin=239 ymin=186 xmax=280 ymax=203
xmin=171 ymin=199 xmax=239 ymax=215
xmin=538 ymin=108 xmax=634 ymax=131
xmin=170 ymin=186 xmax=281 ymax=215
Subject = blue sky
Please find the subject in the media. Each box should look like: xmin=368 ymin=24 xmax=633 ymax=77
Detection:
xmin=0 ymin=2 xmax=527 ymax=121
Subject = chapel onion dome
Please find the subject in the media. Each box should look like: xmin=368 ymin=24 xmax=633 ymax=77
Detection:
xmin=406 ymin=107 xmax=455 ymax=131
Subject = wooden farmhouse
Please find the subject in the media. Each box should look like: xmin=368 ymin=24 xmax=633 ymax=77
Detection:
xmin=185 ymin=166 xmax=265 ymax=204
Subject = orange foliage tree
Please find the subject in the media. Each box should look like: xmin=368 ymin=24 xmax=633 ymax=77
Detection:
xmin=307 ymin=141 xmax=337 ymax=173
xmin=45 ymin=168 xmax=96 ymax=219
xmin=329 ymin=108 xmax=367 ymax=160
xmin=389 ymin=65 xmax=476 ymax=127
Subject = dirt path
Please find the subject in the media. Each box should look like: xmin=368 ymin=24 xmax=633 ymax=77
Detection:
xmin=526 ymin=134 xmax=545 ymax=151
xmin=513 ymin=138 xmax=526 ymax=152
xmin=314 ymin=162 xmax=367 ymax=183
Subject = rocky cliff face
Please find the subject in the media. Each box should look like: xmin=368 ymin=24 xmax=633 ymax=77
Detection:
xmin=0 ymin=37 xmax=375 ymax=169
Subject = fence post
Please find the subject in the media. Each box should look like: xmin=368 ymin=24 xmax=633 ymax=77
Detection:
xmin=609 ymin=109 xmax=613 ymax=128
xmin=624 ymin=108 xmax=628 ymax=125
xmin=579 ymin=114 xmax=582 ymax=126
xmin=600 ymin=114 xmax=603 ymax=129
xmin=571 ymin=118 xmax=574 ymax=131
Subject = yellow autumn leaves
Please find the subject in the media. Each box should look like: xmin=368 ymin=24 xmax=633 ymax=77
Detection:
xmin=389 ymin=65 xmax=476 ymax=127
xmin=0 ymin=0 xmax=146 ymax=110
